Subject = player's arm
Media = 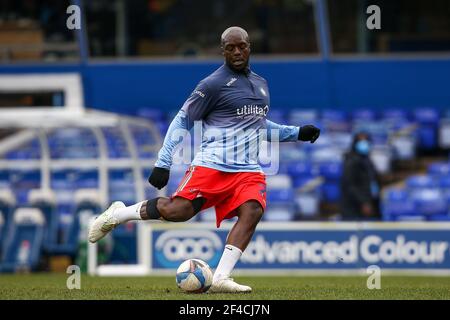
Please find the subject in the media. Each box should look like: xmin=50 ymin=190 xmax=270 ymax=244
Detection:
xmin=148 ymin=80 xmax=216 ymax=189
xmin=265 ymin=119 xmax=320 ymax=143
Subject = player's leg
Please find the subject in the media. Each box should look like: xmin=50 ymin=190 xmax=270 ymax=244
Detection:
xmin=210 ymin=200 xmax=264 ymax=293
xmin=89 ymin=166 xmax=211 ymax=243
xmin=88 ymin=197 xmax=204 ymax=243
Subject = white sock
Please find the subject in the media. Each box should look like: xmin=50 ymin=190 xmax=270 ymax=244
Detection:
xmin=213 ymin=244 xmax=242 ymax=283
xmin=113 ymin=201 xmax=144 ymax=223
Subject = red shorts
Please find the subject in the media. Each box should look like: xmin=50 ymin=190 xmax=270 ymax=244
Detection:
xmin=171 ymin=166 xmax=267 ymax=227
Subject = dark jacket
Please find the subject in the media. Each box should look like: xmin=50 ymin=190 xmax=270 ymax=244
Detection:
xmin=340 ymin=152 xmax=380 ymax=219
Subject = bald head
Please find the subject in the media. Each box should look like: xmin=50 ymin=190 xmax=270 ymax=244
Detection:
xmin=221 ymin=27 xmax=251 ymax=72
xmin=221 ymin=27 xmax=250 ymax=46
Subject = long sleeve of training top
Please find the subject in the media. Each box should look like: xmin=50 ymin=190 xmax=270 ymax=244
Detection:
xmin=154 ymin=109 xmax=189 ymax=169
xmin=265 ymin=119 xmax=299 ymax=142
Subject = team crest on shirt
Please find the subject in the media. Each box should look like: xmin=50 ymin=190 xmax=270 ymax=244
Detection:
xmin=260 ymin=87 xmax=267 ymax=96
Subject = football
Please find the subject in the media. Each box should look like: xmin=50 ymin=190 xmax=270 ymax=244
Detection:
xmin=176 ymin=259 xmax=213 ymax=293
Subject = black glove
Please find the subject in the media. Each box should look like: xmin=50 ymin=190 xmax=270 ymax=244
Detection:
xmin=148 ymin=167 xmax=170 ymax=189
xmin=298 ymin=125 xmax=320 ymax=143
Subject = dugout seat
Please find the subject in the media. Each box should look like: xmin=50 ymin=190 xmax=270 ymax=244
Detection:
xmin=28 ymin=189 xmax=58 ymax=253
xmin=0 ymin=208 xmax=45 ymax=272
xmin=0 ymin=212 xmax=4 ymax=258
xmin=9 ymin=169 xmax=41 ymax=205
xmin=0 ymin=188 xmax=16 ymax=246
xmin=108 ymin=169 xmax=136 ymax=205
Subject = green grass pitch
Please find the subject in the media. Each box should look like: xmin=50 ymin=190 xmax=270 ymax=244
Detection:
xmin=0 ymin=274 xmax=450 ymax=300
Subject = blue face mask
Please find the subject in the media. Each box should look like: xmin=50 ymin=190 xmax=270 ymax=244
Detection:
xmin=355 ymin=140 xmax=370 ymax=155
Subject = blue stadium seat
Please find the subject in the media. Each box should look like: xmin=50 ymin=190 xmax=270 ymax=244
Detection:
xmin=0 ymin=208 xmax=45 ymax=272
xmin=287 ymin=162 xmax=315 ymax=179
xmin=381 ymin=188 xmax=415 ymax=221
xmin=311 ymin=147 xmax=343 ymax=163
xmin=319 ymin=162 xmax=342 ymax=180
xmin=295 ymin=191 xmax=320 ymax=219
xmin=263 ymin=204 xmax=295 ymax=221
xmin=266 ymin=175 xmax=292 ymax=190
xmin=329 ymin=132 xmax=353 ymax=151
xmin=48 ymin=128 xmax=99 ymax=159
xmin=321 ymin=110 xmax=348 ymax=122
xmin=321 ymin=110 xmax=349 ymax=130
xmin=4 ymin=140 xmax=41 ymax=160
xmin=321 ymin=182 xmax=341 ymax=202
xmin=288 ymin=109 xmax=318 ymax=125
xmin=45 ymin=212 xmax=79 ymax=257
xmin=267 ymin=188 xmax=294 ymax=203
xmin=428 ymin=162 xmax=450 ymax=176
xmin=381 ymin=109 xmax=409 ymax=121
xmin=317 ymin=162 xmax=342 ymax=203
xmin=278 ymin=145 xmax=307 ymax=163
xmin=438 ymin=175 xmax=450 ymax=189
xmin=406 ymin=175 xmax=438 ymax=189
xmin=413 ymin=108 xmax=440 ymax=124
xmin=75 ymin=169 xmax=99 ymax=189
xmin=410 ymin=189 xmax=447 ymax=216
xmin=264 ymin=175 xmax=295 ymax=221
xmin=46 ymin=189 xmax=102 ymax=257
xmin=352 ymin=109 xmax=377 ymax=121
xmin=412 ymin=108 xmax=440 ymax=150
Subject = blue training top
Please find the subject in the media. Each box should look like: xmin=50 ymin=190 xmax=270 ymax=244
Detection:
xmin=154 ymin=64 xmax=300 ymax=172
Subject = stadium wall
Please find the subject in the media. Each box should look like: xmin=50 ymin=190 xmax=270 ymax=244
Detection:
xmin=1 ymin=57 xmax=449 ymax=113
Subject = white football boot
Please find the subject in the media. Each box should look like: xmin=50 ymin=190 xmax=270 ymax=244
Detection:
xmin=88 ymin=201 xmax=125 ymax=243
xmin=209 ymin=277 xmax=252 ymax=293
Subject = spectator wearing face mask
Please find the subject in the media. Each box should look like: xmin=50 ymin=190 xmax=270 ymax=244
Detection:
xmin=340 ymin=132 xmax=381 ymax=220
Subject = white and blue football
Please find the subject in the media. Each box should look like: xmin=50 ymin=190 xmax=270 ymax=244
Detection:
xmin=176 ymin=258 xmax=213 ymax=293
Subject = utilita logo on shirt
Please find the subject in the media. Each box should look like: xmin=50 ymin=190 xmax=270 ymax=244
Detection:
xmin=236 ymin=105 xmax=269 ymax=117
